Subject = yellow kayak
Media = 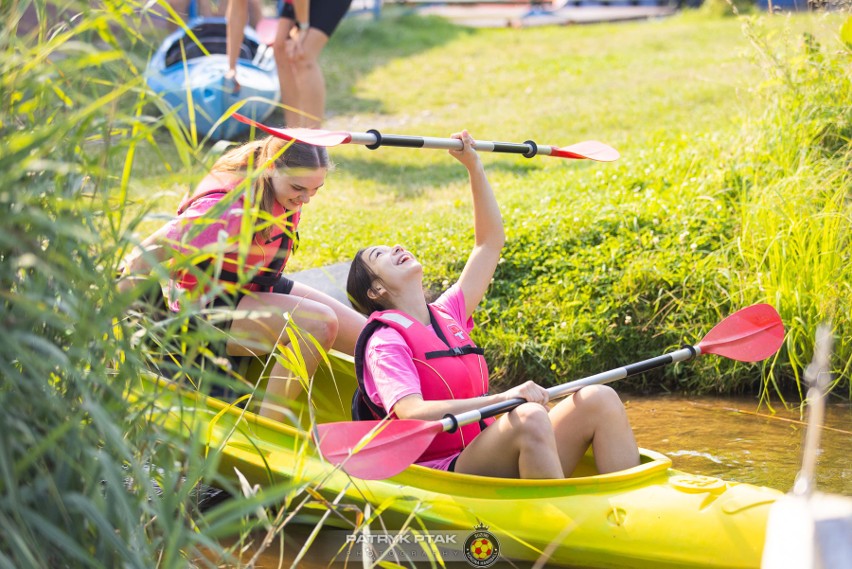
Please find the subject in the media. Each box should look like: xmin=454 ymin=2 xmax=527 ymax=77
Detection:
xmin=132 ymin=351 xmax=781 ymax=568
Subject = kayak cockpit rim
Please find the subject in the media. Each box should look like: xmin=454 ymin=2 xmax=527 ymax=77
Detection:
xmin=137 ymin=372 xmax=674 ymax=489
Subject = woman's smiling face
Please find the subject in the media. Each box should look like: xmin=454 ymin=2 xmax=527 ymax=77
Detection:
xmin=362 ymin=244 xmax=423 ymax=287
xmin=271 ymin=167 xmax=327 ymax=210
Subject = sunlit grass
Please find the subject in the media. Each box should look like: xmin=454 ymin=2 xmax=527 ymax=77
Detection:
xmin=316 ymin=10 xmax=851 ymax=398
xmin=3 ymin=1 xmax=851 ymax=567
xmin=116 ymin=8 xmax=850 ymax=396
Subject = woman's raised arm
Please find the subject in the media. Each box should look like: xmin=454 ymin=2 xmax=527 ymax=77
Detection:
xmin=449 ymin=130 xmax=506 ymax=320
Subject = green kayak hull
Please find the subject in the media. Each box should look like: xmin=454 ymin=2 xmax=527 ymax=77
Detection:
xmin=132 ymin=351 xmax=781 ymax=568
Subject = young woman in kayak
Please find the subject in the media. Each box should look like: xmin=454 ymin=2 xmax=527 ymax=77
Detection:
xmin=119 ymin=136 xmax=365 ymax=422
xmin=346 ymin=131 xmax=640 ymax=478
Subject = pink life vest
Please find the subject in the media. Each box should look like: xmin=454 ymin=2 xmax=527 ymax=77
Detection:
xmin=174 ymin=173 xmax=300 ymax=294
xmin=353 ymin=305 xmax=492 ymax=463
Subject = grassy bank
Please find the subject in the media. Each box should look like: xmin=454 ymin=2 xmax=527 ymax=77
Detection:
xmin=316 ymin=11 xmax=851 ymax=400
xmin=62 ymin=6 xmax=849 ymax=399
xmin=2 ymin=1 xmax=850 ymax=565
xmin=117 ymin=9 xmax=852 ymax=399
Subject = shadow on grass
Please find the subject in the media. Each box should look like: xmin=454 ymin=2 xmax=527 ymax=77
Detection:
xmin=336 ymin=154 xmax=543 ymax=199
xmin=324 ymin=11 xmax=474 ymax=116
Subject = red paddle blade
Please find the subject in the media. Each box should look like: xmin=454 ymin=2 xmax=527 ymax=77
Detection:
xmin=314 ymin=419 xmax=443 ymax=480
xmin=232 ymin=114 xmax=352 ymax=146
xmin=550 ymin=141 xmax=620 ymax=162
xmin=698 ymin=303 xmax=785 ymax=362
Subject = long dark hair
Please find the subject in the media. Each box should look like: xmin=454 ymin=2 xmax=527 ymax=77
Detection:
xmin=346 ymin=248 xmax=386 ymax=316
xmin=211 ymin=136 xmax=330 ymax=240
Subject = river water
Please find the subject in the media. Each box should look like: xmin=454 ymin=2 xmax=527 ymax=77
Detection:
xmin=208 ymin=395 xmax=851 ymax=568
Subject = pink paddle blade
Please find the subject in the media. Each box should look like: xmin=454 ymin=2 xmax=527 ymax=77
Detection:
xmin=550 ymin=141 xmax=620 ymax=162
xmin=232 ymin=114 xmax=352 ymax=146
xmin=314 ymin=419 xmax=444 ymax=480
xmin=255 ymin=17 xmax=278 ymax=46
xmin=698 ymin=303 xmax=785 ymax=362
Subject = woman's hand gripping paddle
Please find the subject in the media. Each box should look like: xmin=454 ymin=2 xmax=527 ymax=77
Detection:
xmin=232 ymin=113 xmax=620 ymax=162
xmin=315 ymin=305 xmax=784 ymax=481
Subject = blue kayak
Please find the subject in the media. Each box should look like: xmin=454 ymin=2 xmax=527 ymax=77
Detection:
xmin=145 ymin=17 xmax=279 ymax=141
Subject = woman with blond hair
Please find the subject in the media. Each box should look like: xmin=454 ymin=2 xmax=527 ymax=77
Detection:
xmin=119 ymin=136 xmax=365 ymax=421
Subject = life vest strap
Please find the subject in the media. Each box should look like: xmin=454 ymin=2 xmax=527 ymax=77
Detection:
xmin=426 ymin=307 xmax=484 ymax=359
xmin=352 ymin=318 xmax=393 ymax=420
xmin=425 ymin=345 xmax=484 ymax=359
xmin=182 ymin=185 xmax=297 ymax=289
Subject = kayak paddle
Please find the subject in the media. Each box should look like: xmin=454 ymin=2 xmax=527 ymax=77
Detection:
xmin=231 ymin=113 xmax=620 ymax=162
xmin=314 ymin=303 xmax=785 ymax=480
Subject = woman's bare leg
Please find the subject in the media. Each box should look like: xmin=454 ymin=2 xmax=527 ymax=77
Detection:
xmin=226 ymin=292 xmax=338 ymax=422
xmin=288 ymin=281 xmax=365 ymax=355
xmin=272 ymin=19 xmax=298 ymax=124
xmin=548 ymin=385 xmax=640 ymax=476
xmin=288 ymin=31 xmax=327 ymax=128
xmin=274 ymin=27 xmax=329 ymax=127
xmin=453 ymin=403 xmax=564 ymax=479
xmin=225 ymin=0 xmax=249 ymax=86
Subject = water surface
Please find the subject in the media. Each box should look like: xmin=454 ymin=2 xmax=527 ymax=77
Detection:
xmin=625 ymin=395 xmax=851 ymax=495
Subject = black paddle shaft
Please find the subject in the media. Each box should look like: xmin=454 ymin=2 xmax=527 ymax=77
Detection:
xmin=351 ymin=130 xmax=540 ymax=158
xmin=441 ymin=346 xmax=698 ymax=433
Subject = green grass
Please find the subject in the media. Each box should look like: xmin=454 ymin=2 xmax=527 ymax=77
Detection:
xmin=314 ymin=10 xmax=851 ymax=399
xmin=116 ymin=8 xmax=851 ymax=399
xmin=2 ymin=2 xmax=850 ymax=565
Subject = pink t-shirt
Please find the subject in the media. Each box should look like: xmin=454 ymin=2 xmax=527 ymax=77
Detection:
xmin=363 ymin=284 xmax=476 ymax=471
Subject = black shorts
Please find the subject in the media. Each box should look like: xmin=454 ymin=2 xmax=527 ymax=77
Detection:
xmin=278 ymin=0 xmax=353 ymax=37
xmin=271 ymin=275 xmax=295 ymax=296
xmin=447 ymin=455 xmax=459 ymax=472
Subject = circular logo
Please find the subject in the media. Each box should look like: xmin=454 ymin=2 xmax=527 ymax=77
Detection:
xmin=464 ymin=529 xmax=500 ymax=567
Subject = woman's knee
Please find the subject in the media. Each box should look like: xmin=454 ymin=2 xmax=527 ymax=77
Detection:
xmin=574 ymin=385 xmax=626 ymax=417
xmin=508 ymin=403 xmax=554 ymax=446
xmin=318 ymin=311 xmax=339 ymax=348
xmin=290 ymin=53 xmax=319 ymax=75
xmin=292 ymin=303 xmax=338 ymax=349
xmin=272 ymin=35 xmax=287 ymax=59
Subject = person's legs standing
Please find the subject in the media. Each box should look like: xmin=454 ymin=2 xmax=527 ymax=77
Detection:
xmin=273 ymin=0 xmax=353 ymax=127
xmin=272 ymin=15 xmax=299 ymax=125
xmin=283 ymin=30 xmax=328 ymax=128
xmin=225 ymin=0 xmax=249 ymax=87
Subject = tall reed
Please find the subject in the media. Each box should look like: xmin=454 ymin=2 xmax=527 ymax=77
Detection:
xmin=1 ymin=1 xmax=323 ymax=566
xmin=727 ymin=17 xmax=852 ymax=403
